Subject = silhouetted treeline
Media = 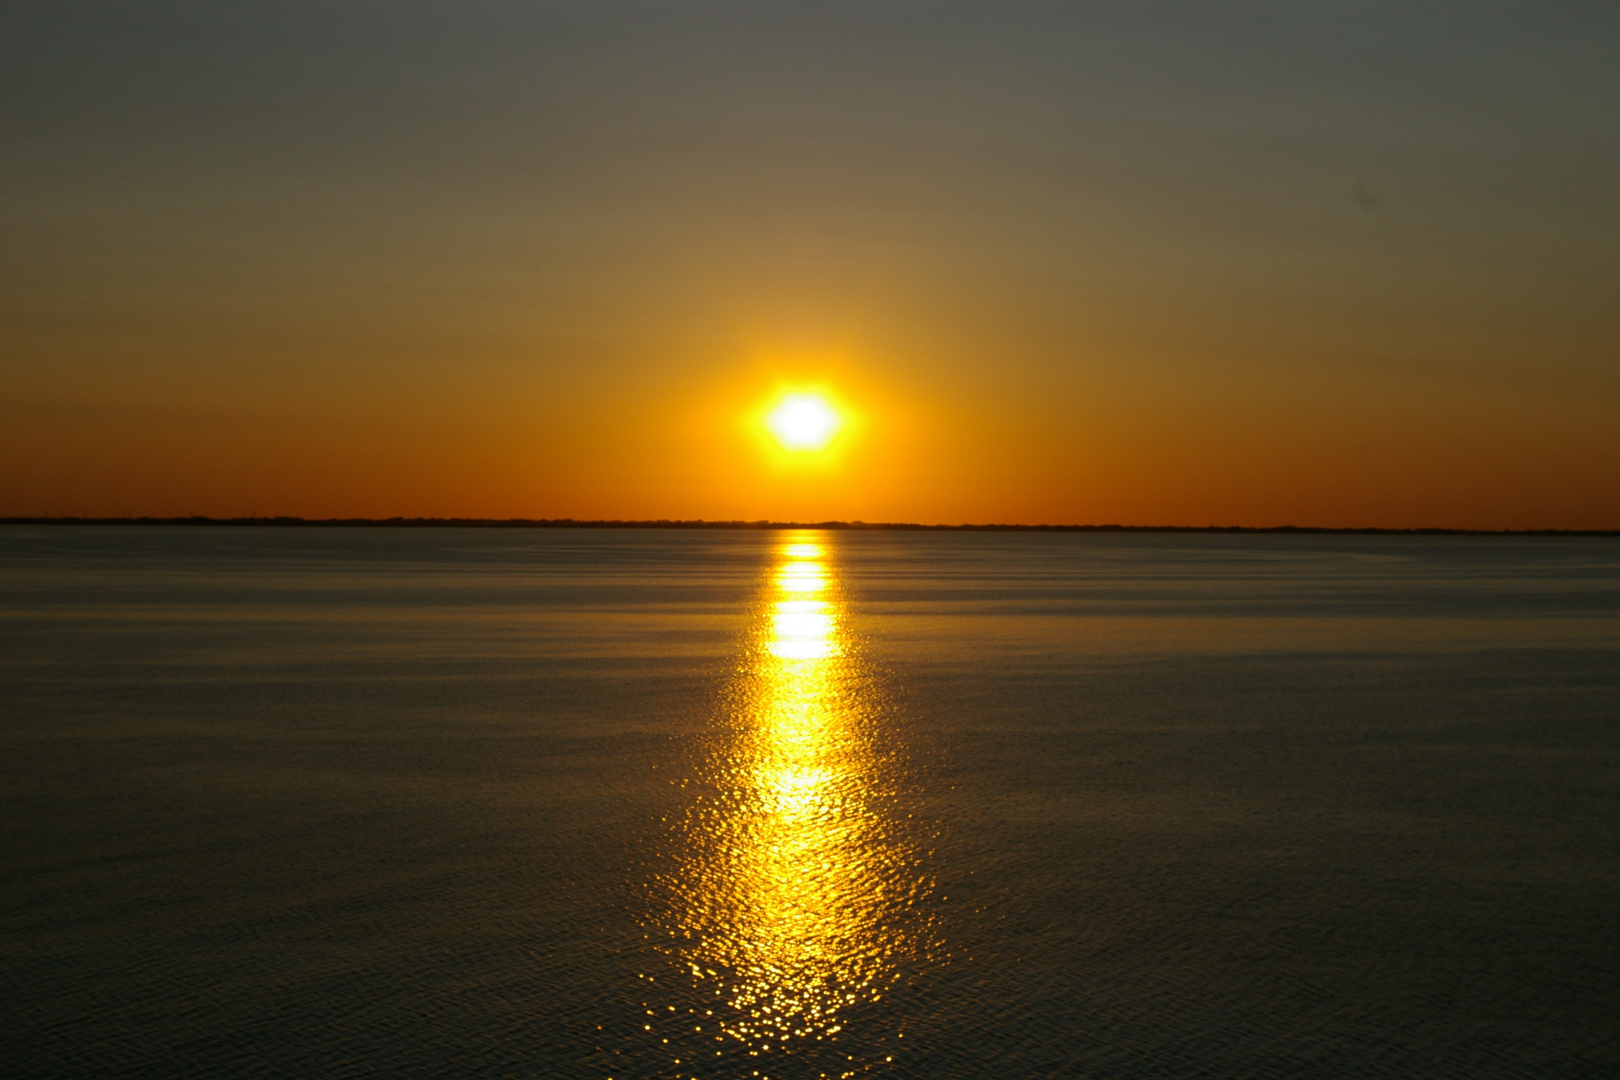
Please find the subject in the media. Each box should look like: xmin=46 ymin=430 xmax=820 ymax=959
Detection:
xmin=2 ymin=516 xmax=1614 ymax=536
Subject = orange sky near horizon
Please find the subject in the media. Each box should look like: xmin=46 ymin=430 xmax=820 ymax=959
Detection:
xmin=3 ymin=3 xmax=1617 ymax=529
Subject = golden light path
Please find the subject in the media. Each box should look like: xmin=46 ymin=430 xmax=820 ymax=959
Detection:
xmin=642 ymin=533 xmax=936 ymax=1080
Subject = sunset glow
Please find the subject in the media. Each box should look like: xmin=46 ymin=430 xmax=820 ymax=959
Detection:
xmin=7 ymin=6 xmax=1618 ymax=1079
xmin=2 ymin=4 xmax=1616 ymax=528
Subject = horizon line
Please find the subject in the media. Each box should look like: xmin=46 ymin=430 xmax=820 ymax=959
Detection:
xmin=3 ymin=516 xmax=1616 ymax=537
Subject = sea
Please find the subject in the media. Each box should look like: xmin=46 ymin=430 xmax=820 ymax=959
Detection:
xmin=3 ymin=525 xmax=1617 ymax=1079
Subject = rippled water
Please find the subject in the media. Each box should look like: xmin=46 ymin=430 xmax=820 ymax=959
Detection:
xmin=3 ymin=526 xmax=1618 ymax=1078
xmin=638 ymin=540 xmax=940 ymax=1080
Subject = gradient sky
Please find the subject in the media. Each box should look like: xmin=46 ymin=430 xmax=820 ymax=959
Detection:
xmin=4 ymin=1 xmax=1617 ymax=526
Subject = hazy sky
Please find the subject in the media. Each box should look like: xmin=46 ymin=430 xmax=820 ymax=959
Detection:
xmin=4 ymin=1 xmax=1617 ymax=526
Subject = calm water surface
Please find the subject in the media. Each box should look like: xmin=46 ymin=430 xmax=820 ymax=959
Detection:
xmin=3 ymin=527 xmax=1618 ymax=1078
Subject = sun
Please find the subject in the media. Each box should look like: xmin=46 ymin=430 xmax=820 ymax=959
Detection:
xmin=765 ymin=392 xmax=842 ymax=452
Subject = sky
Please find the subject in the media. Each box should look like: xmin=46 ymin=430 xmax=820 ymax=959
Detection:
xmin=3 ymin=1 xmax=1617 ymax=527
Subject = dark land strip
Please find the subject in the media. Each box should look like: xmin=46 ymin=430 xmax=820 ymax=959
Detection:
xmin=3 ymin=517 xmax=1616 ymax=536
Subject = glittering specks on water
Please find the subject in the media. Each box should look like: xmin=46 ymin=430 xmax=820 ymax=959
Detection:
xmin=639 ymin=534 xmax=939 ymax=1078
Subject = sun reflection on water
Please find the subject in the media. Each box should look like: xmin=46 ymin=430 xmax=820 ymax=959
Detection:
xmin=643 ymin=533 xmax=936 ymax=1079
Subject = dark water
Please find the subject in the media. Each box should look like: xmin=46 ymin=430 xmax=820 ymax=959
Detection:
xmin=3 ymin=526 xmax=1618 ymax=1079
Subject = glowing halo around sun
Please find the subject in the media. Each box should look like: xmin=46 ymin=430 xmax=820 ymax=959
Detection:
xmin=765 ymin=392 xmax=843 ymax=452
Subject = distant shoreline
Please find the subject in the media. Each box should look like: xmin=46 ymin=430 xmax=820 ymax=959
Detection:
xmin=3 ymin=516 xmax=1615 ymax=537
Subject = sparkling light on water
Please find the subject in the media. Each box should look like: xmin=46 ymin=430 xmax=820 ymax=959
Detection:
xmin=644 ymin=534 xmax=937 ymax=1078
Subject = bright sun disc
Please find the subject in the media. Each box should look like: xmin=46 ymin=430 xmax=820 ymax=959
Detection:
xmin=765 ymin=393 xmax=842 ymax=452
